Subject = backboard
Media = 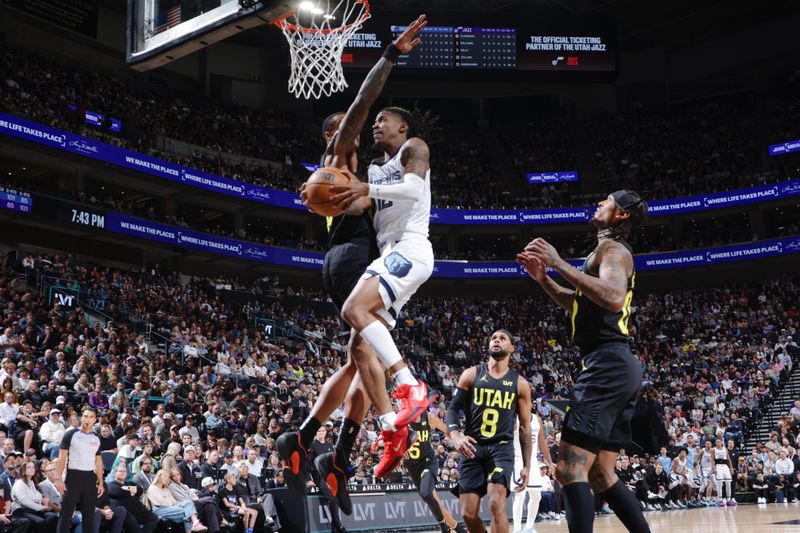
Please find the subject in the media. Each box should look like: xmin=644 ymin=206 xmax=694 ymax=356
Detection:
xmin=126 ymin=0 xmax=290 ymax=71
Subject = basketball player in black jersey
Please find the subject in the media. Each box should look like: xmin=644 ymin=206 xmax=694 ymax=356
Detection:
xmin=279 ymin=16 xmax=428 ymax=517
xmin=517 ymin=190 xmax=651 ymax=533
xmin=447 ymin=330 xmax=533 ymax=533
xmin=404 ymin=409 xmax=465 ymax=533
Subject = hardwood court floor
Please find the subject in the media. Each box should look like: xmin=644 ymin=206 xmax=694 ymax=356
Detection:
xmin=419 ymin=503 xmax=800 ymax=532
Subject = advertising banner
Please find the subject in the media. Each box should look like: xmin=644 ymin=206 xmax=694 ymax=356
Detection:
xmin=3 ymin=113 xmax=799 ymax=224
xmin=527 ymin=170 xmax=579 ymax=183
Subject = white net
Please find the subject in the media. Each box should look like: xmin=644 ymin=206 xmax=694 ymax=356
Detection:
xmin=276 ymin=0 xmax=371 ymax=100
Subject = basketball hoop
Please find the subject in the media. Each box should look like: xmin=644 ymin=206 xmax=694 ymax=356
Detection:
xmin=274 ymin=0 xmax=371 ymax=99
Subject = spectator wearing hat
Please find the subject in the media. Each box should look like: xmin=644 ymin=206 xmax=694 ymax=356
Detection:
xmin=220 ymin=452 xmax=237 ymax=477
xmin=162 ymin=426 xmax=182 ymax=455
xmin=39 ymin=410 xmax=64 ymax=460
xmin=179 ymin=446 xmax=202 ymax=490
xmin=118 ymin=435 xmax=141 ymax=461
xmin=107 ymin=464 xmax=159 ymax=533
xmin=0 ymin=455 xmax=19 ymax=508
xmin=156 ymin=413 xmax=175 ymax=443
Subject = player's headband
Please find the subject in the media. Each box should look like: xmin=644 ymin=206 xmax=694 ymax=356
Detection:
xmin=611 ymin=189 xmax=648 ymax=227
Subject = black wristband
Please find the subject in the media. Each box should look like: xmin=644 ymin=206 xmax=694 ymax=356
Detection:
xmin=382 ymin=43 xmax=401 ymax=63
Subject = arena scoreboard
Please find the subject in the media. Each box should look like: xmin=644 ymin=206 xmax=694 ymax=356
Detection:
xmin=389 ymin=26 xmax=517 ymax=70
xmin=0 ymin=187 xmax=32 ymax=214
xmin=343 ymin=15 xmax=615 ymax=76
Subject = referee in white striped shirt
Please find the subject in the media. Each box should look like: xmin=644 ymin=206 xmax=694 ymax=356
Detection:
xmin=54 ymin=406 xmax=104 ymax=533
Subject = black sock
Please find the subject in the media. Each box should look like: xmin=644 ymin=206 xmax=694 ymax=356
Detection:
xmin=599 ymin=480 xmax=651 ymax=533
xmin=298 ymin=417 xmax=322 ymax=450
xmin=563 ymin=482 xmax=595 ymax=533
xmin=334 ymin=418 xmax=360 ymax=471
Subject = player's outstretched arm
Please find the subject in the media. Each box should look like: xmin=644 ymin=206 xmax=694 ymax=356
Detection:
xmin=525 ymin=238 xmax=632 ymax=313
xmin=331 ymin=14 xmax=427 ymax=164
xmin=516 ymin=252 xmax=575 ymax=311
xmin=515 ymin=377 xmax=533 ymax=491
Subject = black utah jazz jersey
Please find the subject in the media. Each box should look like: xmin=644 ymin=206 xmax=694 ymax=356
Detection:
xmin=465 ymin=364 xmax=520 ymax=445
xmin=320 ymin=155 xmax=379 ymax=253
xmin=572 ymin=239 xmax=635 ymax=351
xmin=405 ymin=413 xmax=435 ymax=465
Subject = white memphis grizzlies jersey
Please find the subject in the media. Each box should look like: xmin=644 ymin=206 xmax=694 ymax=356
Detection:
xmin=514 ymin=413 xmax=540 ymax=465
xmin=367 ymin=141 xmax=431 ymax=249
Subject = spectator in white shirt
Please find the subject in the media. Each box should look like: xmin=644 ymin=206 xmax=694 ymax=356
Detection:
xmin=775 ymin=450 xmax=795 ymax=478
xmin=0 ymin=393 xmax=18 ymax=431
xmin=790 ymin=401 xmax=800 ymax=424
xmin=39 ymin=409 xmax=65 ymax=459
xmin=214 ymin=356 xmax=231 ymax=377
xmin=12 ymin=461 xmax=59 ymax=529
xmin=243 ymin=449 xmax=263 ymax=477
xmin=118 ymin=434 xmax=142 ymax=460
xmin=179 ymin=418 xmax=200 ymax=444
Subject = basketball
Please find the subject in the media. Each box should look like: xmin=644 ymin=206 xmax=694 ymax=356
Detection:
xmin=304 ymin=166 xmax=351 ymax=217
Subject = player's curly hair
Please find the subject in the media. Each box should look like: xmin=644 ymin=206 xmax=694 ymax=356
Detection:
xmin=381 ymin=106 xmax=419 ymax=139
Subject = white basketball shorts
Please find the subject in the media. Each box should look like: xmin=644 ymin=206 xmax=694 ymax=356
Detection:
xmin=361 ymin=235 xmax=433 ymax=329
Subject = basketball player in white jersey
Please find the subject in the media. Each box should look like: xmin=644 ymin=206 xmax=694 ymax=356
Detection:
xmin=512 ymin=409 xmax=553 ymax=533
xmin=670 ymin=448 xmax=690 ymax=507
xmin=696 ymin=439 xmax=717 ymax=505
xmin=713 ymin=438 xmax=736 ymax=507
xmin=329 ymin=106 xmax=434 ymax=477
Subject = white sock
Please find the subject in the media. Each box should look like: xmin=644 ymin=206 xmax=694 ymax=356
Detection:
xmin=393 ymin=367 xmax=418 ymax=387
xmin=527 ymin=488 xmax=541 ymax=526
xmin=360 ymin=321 xmax=403 ymax=369
xmin=512 ymin=489 xmax=526 ymax=532
xmin=379 ymin=412 xmax=397 ymax=432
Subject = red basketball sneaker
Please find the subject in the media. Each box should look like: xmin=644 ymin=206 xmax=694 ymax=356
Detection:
xmin=373 ymin=426 xmax=418 ymax=479
xmin=392 ymin=380 xmax=430 ymax=427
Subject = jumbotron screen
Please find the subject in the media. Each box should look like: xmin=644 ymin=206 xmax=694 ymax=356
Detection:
xmin=341 ymin=15 xmax=615 ymax=75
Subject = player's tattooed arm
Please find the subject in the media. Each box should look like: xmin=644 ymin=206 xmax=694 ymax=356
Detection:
xmin=526 ymin=238 xmax=632 ymax=313
xmin=516 ymin=251 xmax=575 ymax=311
xmin=332 ymin=58 xmax=394 ymax=159
xmin=332 ymin=15 xmax=427 ymax=161
xmin=400 ymin=137 xmax=430 ymax=177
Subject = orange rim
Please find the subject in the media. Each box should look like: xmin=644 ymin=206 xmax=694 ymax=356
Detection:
xmin=273 ymin=0 xmax=370 ymax=35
